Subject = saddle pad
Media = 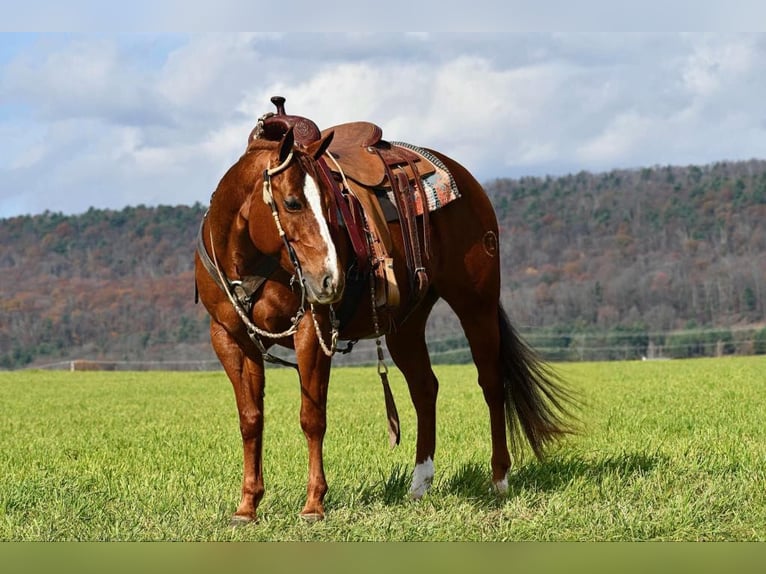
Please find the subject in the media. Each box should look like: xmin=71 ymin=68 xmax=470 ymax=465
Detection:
xmin=387 ymin=142 xmax=461 ymax=216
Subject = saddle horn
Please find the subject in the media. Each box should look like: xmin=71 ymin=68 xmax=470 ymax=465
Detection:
xmin=259 ymin=96 xmax=321 ymax=146
xmin=271 ymin=96 xmax=287 ymax=115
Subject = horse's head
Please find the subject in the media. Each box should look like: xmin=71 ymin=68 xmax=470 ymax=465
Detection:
xmin=244 ymin=128 xmax=344 ymax=306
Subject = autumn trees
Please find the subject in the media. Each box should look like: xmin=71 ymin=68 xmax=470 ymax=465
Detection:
xmin=1 ymin=158 xmax=765 ymax=368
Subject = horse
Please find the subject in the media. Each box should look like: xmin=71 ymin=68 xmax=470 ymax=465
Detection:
xmin=194 ymin=97 xmax=578 ymax=524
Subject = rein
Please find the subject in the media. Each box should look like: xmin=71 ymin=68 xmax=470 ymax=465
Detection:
xmin=207 ymin=225 xmax=304 ymax=368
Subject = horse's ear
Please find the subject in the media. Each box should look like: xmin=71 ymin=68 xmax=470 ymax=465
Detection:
xmin=308 ymin=130 xmax=334 ymax=160
xmin=278 ymin=126 xmax=295 ymax=164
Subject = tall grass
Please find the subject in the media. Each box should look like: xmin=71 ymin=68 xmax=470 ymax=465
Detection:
xmin=1 ymin=356 xmax=765 ymax=540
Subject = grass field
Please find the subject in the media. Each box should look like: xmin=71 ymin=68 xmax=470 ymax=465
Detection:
xmin=1 ymin=356 xmax=765 ymax=541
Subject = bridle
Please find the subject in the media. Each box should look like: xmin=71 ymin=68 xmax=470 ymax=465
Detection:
xmin=261 ymin=149 xmax=340 ymax=358
xmin=204 ymin=147 xmax=340 ymax=367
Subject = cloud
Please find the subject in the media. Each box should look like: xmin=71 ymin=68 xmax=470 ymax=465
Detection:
xmin=2 ymin=37 xmax=169 ymax=126
xmin=3 ymin=33 xmax=766 ymax=218
xmin=678 ymin=34 xmax=755 ymax=106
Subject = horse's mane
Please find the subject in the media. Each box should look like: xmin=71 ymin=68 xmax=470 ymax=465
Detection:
xmin=245 ymin=137 xmax=279 ymax=155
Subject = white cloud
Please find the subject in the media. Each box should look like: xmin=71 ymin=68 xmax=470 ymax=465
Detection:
xmin=3 ymin=37 xmax=166 ymax=126
xmin=3 ymin=33 xmax=766 ymax=217
xmin=577 ymin=111 xmax=656 ymax=165
xmin=155 ymin=34 xmax=263 ymax=120
xmin=681 ymin=35 xmax=757 ymax=98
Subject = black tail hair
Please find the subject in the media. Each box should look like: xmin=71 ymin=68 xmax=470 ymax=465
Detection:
xmin=498 ymin=305 xmax=581 ymax=462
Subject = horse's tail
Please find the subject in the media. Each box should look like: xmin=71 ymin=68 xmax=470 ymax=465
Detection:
xmin=498 ymin=304 xmax=580 ymax=462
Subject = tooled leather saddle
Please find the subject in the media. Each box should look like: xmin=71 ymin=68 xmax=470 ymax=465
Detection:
xmin=250 ymin=96 xmax=439 ymax=330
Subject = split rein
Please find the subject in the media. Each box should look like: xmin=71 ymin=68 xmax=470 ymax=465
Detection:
xmin=207 ymin=150 xmax=342 ymax=369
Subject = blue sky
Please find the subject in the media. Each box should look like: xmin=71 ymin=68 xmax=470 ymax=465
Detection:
xmin=2 ymin=31 xmax=766 ymax=217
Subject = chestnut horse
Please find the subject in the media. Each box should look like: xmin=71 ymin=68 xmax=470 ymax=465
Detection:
xmin=195 ymin=105 xmax=577 ymax=524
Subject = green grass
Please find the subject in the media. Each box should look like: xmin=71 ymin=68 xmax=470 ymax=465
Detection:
xmin=1 ymin=356 xmax=765 ymax=541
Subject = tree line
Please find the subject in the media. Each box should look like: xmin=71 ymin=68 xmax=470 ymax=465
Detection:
xmin=1 ymin=159 xmax=765 ymax=369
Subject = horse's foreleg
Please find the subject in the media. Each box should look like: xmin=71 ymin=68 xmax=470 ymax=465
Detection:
xmin=295 ymin=313 xmax=332 ymax=520
xmin=385 ymin=298 xmax=439 ymax=499
xmin=210 ymin=322 xmax=266 ymax=524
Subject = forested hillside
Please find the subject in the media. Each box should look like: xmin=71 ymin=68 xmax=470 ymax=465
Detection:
xmin=2 ymin=159 xmax=766 ymax=369
xmin=0 ymin=205 xmax=208 ymax=369
xmin=489 ymin=160 xmax=766 ymax=359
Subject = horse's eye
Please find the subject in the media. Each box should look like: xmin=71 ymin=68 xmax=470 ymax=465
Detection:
xmin=283 ymin=196 xmax=303 ymax=212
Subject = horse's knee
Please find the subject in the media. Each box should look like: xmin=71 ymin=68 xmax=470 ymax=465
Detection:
xmin=239 ymin=410 xmax=263 ymax=440
xmin=300 ymin=412 xmax=326 ymax=439
xmin=479 ymin=376 xmax=505 ymax=403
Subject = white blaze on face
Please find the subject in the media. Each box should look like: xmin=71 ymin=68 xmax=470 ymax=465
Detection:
xmin=303 ymin=173 xmax=340 ymax=286
xmin=410 ymin=457 xmax=434 ymax=499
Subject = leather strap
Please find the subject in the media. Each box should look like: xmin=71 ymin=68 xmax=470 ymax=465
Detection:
xmin=195 ymin=218 xmax=279 ymax=312
xmin=402 ymin=155 xmax=431 ymax=260
xmin=377 ymin=149 xmax=430 ymax=302
xmin=316 ymin=158 xmax=370 ymax=277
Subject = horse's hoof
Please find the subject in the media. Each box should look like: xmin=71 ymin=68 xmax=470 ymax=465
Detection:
xmin=299 ymin=511 xmax=324 ymax=523
xmin=229 ymin=514 xmax=256 ymax=528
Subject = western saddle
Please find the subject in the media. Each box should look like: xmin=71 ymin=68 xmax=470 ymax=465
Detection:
xmin=250 ymin=96 xmax=437 ymax=331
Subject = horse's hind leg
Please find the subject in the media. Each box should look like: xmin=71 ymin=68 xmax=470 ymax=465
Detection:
xmin=451 ymin=300 xmax=512 ymax=491
xmin=210 ymin=322 xmax=266 ymax=524
xmin=438 ymin=277 xmax=512 ymax=491
xmin=385 ymin=294 xmax=440 ymax=499
xmin=445 ymin=294 xmax=577 ymax=492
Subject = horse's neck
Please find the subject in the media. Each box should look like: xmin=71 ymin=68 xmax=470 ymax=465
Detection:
xmin=229 ymin=210 xmax=256 ymax=277
xmin=207 ymin=185 xmax=255 ymax=278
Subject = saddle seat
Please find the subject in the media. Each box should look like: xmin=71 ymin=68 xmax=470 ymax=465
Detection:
xmin=321 ymin=121 xmax=436 ymax=188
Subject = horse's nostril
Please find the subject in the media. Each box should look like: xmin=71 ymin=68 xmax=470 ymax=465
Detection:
xmin=322 ymin=275 xmax=333 ymax=291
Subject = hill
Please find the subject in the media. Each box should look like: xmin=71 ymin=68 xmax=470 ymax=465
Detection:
xmin=487 ymin=160 xmax=766 ymax=359
xmin=1 ymin=160 xmax=765 ymax=369
xmin=0 ymin=204 xmax=208 ymax=369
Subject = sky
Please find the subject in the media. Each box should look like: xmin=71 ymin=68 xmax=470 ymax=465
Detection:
xmin=2 ymin=30 xmax=766 ymax=218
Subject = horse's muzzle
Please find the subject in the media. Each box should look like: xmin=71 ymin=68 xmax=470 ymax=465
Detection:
xmin=305 ymin=272 xmax=345 ymax=305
